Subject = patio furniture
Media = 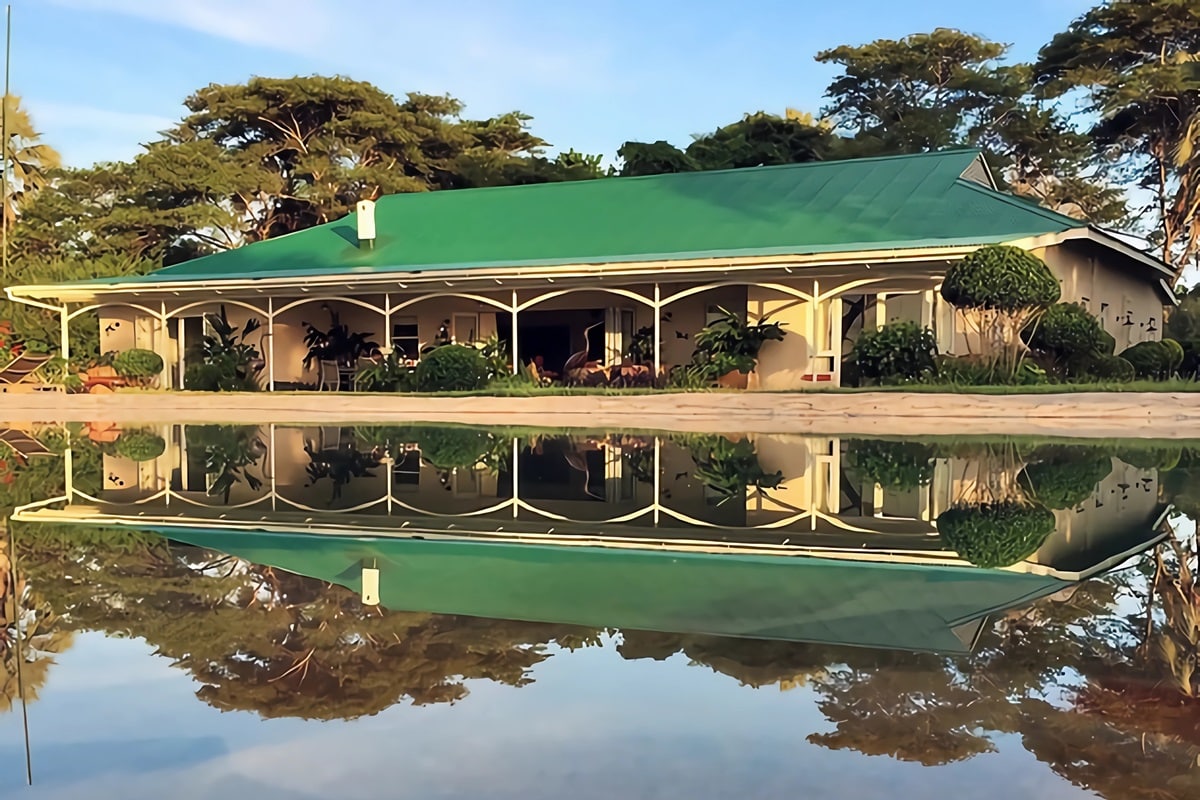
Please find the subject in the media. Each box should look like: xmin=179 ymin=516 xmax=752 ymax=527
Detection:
xmin=0 ymin=427 xmax=53 ymax=458
xmin=317 ymin=359 xmax=340 ymax=391
xmin=0 ymin=353 xmax=58 ymax=392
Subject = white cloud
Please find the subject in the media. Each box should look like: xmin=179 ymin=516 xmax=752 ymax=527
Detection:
xmin=24 ymin=100 xmax=172 ymax=165
xmin=45 ymin=0 xmax=334 ymax=53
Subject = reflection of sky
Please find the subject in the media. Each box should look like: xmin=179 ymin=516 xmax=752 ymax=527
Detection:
xmin=0 ymin=633 xmax=1096 ymax=799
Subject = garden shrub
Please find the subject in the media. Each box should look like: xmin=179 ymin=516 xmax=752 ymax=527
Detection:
xmin=936 ymin=501 xmax=1056 ymax=568
xmin=1116 ymin=446 xmax=1182 ymax=471
xmin=846 ymin=439 xmax=936 ymax=490
xmin=848 ymin=322 xmax=937 ymax=385
xmin=941 ymin=246 xmax=1061 ymax=311
xmin=941 ymin=245 xmax=1060 ymax=381
xmin=1119 ymin=340 xmax=1177 ymax=380
xmin=112 ymin=348 xmax=164 ymax=381
xmin=355 ymin=352 xmax=416 ymax=392
xmin=354 ymin=425 xmax=500 ymax=471
xmin=1166 ymin=295 xmax=1200 ymax=377
xmin=1162 ymin=337 xmax=1185 ymax=371
xmin=933 ymin=354 xmax=994 ymax=385
xmin=1085 ymin=354 xmax=1135 ymax=383
xmin=1024 ymin=303 xmax=1110 ymax=377
xmin=415 ymin=344 xmax=488 ymax=392
xmin=114 ymin=430 xmax=167 ymax=463
xmin=1020 ymin=447 xmax=1112 ymax=509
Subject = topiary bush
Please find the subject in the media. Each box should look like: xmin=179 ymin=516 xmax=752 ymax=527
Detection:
xmin=114 ymin=430 xmax=167 ymax=463
xmin=936 ymin=501 xmax=1056 ymax=568
xmin=941 ymin=245 xmax=1060 ymax=381
xmin=415 ymin=345 xmax=488 ymax=392
xmin=846 ymin=439 xmax=936 ymax=490
xmin=1119 ymin=340 xmax=1177 ymax=380
xmin=1085 ymin=354 xmax=1135 ymax=383
xmin=1024 ymin=303 xmax=1111 ymax=377
xmin=112 ymin=348 xmax=164 ymax=384
xmin=941 ymin=246 xmax=1062 ymax=312
xmin=848 ymin=322 xmax=937 ymax=385
xmin=1020 ymin=447 xmax=1112 ymax=509
xmin=1116 ymin=446 xmax=1182 ymax=471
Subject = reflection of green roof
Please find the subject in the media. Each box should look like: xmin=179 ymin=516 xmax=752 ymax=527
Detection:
xmin=109 ymin=150 xmax=1079 ymax=284
xmin=159 ymin=527 xmax=1067 ymax=654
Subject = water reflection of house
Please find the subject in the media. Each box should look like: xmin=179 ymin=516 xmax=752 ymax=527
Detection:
xmin=25 ymin=425 xmax=1167 ymax=568
xmin=14 ymin=425 xmax=1170 ymax=654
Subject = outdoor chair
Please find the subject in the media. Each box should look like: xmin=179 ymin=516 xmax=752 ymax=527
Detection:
xmin=317 ymin=359 xmax=341 ymax=391
xmin=0 ymin=353 xmax=59 ymax=392
xmin=0 ymin=427 xmax=54 ymax=458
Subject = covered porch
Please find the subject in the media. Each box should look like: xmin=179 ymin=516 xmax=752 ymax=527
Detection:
xmin=76 ymin=261 xmax=953 ymax=391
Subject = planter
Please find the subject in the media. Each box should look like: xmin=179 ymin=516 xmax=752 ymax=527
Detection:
xmin=716 ymin=369 xmax=749 ymax=390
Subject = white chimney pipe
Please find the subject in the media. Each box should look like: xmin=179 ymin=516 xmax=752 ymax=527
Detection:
xmin=356 ymin=199 xmax=376 ymax=249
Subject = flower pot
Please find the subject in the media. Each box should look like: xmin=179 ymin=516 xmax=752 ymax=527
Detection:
xmin=716 ymin=369 xmax=749 ymax=389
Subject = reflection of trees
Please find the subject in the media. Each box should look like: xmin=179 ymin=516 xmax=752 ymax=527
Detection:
xmin=14 ymin=524 xmax=601 ymax=720
xmin=0 ymin=562 xmax=73 ymax=713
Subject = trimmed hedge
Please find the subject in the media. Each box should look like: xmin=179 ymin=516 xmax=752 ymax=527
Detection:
xmin=1021 ymin=447 xmax=1112 ymax=509
xmin=1120 ymin=340 xmax=1181 ymax=380
xmin=112 ymin=348 xmax=164 ymax=379
xmin=941 ymin=245 xmax=1061 ymax=311
xmin=415 ymin=345 xmax=488 ymax=392
xmin=114 ymin=430 xmax=167 ymax=462
xmin=936 ymin=501 xmax=1056 ymax=568
xmin=849 ymin=322 xmax=938 ymax=385
xmin=1025 ymin=303 xmax=1111 ymax=376
xmin=847 ymin=439 xmax=936 ymax=490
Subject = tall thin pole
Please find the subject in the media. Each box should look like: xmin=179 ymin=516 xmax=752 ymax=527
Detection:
xmin=2 ymin=5 xmax=10 ymax=283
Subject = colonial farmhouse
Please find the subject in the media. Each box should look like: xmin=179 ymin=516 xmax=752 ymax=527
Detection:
xmin=6 ymin=149 xmax=1176 ymax=389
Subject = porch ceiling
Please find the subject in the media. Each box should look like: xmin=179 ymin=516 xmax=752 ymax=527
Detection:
xmin=18 ymin=258 xmax=955 ymax=306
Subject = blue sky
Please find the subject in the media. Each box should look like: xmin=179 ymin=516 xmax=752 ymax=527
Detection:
xmin=20 ymin=0 xmax=1095 ymax=168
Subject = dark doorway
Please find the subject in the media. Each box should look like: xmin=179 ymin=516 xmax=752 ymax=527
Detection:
xmin=499 ymin=308 xmax=606 ymax=374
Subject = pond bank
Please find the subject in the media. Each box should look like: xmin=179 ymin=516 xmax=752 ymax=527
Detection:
xmin=1 ymin=390 xmax=1197 ymax=439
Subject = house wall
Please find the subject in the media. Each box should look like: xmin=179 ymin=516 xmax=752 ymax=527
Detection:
xmin=97 ymin=305 xmax=173 ymax=387
xmin=748 ymin=289 xmax=811 ymax=390
xmin=1036 ymin=241 xmax=1164 ymax=351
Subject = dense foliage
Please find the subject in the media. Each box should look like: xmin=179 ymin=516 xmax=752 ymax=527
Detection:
xmin=1120 ymin=340 xmax=1183 ymax=380
xmin=414 ymin=345 xmax=488 ymax=392
xmin=941 ymin=246 xmax=1061 ymax=312
xmin=183 ymin=306 xmax=264 ymax=391
xmin=1024 ymin=303 xmax=1112 ymax=378
xmin=936 ymin=501 xmax=1056 ymax=568
xmin=849 ymin=322 xmax=938 ymax=385
xmin=112 ymin=348 xmax=164 ymax=380
xmin=675 ymin=308 xmax=786 ymax=385
xmin=113 ymin=430 xmax=167 ymax=463
xmin=1020 ymin=447 xmax=1113 ymax=509
xmin=846 ymin=439 xmax=937 ymax=491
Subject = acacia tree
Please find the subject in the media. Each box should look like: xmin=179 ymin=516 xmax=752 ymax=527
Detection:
xmin=617 ymin=111 xmax=835 ymax=176
xmin=1035 ymin=0 xmax=1200 ymax=281
xmin=818 ymin=29 xmax=1124 ymax=223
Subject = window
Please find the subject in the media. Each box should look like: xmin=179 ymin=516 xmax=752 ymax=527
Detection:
xmin=392 ymin=317 xmax=419 ymax=359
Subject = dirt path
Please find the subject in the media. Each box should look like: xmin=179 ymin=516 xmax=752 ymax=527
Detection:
xmin=2 ymin=390 xmax=1197 ymax=438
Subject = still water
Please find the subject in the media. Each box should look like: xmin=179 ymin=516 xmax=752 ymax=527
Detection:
xmin=1 ymin=423 xmax=1198 ymax=798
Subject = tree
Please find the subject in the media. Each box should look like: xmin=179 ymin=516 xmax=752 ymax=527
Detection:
xmin=0 ymin=94 xmax=60 ymax=229
xmin=817 ymin=28 xmax=1013 ymax=154
xmin=618 ymin=111 xmax=835 ymax=176
xmin=169 ymin=78 xmax=552 ymax=242
xmin=1035 ymin=0 xmax=1200 ymax=281
xmin=818 ymin=29 xmax=1124 ymax=223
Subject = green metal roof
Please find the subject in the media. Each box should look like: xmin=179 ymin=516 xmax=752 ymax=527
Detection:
xmin=156 ymin=527 xmax=1064 ymax=653
xmin=134 ymin=149 xmax=1083 ymax=284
